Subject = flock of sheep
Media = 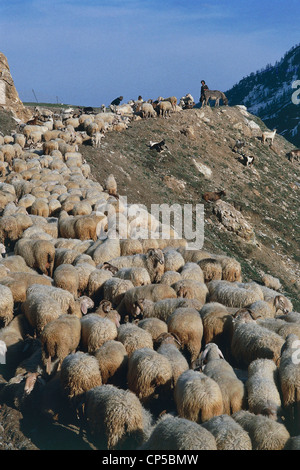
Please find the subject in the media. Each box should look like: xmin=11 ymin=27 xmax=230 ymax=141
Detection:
xmin=0 ymin=101 xmax=299 ymax=451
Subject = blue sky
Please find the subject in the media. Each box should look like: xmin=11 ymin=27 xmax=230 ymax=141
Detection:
xmin=0 ymin=0 xmax=299 ymax=106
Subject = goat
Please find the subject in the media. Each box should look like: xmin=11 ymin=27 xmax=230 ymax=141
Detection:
xmin=262 ymin=129 xmax=277 ymax=144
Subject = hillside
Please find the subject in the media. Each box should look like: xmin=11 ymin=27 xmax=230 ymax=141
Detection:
xmin=225 ymin=44 xmax=300 ymax=147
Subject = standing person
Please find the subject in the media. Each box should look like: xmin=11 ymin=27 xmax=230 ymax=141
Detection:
xmin=200 ymin=80 xmax=209 ymax=105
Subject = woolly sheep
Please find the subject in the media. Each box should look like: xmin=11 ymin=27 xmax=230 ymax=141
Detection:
xmin=135 ymin=297 xmax=202 ymax=323
xmin=167 ymin=307 xmax=203 ymax=365
xmin=80 ymin=313 xmax=119 ymax=354
xmin=279 ymin=334 xmax=300 ymax=434
xmin=179 ymin=262 xmax=204 ymax=282
xmin=137 ymin=317 xmax=168 ymax=342
xmin=196 ymin=343 xmax=246 ymax=414
xmin=160 ymin=270 xmax=182 ymax=286
xmin=102 ymin=277 xmax=135 ymax=306
xmin=202 ymin=414 xmax=252 ymax=450
xmin=230 ymin=308 xmax=285 ymax=368
xmin=127 ymin=347 xmax=173 ymax=405
xmin=157 ymin=334 xmax=189 ymax=387
xmin=40 ymin=314 xmax=81 ymax=374
xmin=199 ymin=302 xmax=234 ymax=355
xmin=114 ymin=267 xmax=151 ymax=287
xmin=0 ymin=284 xmax=14 ymax=327
xmin=87 ymin=268 xmax=113 ymax=302
xmin=140 ymin=414 xmax=217 ymax=450
xmin=208 ymin=280 xmax=264 ymax=308
xmin=174 ymin=369 xmax=224 ymax=423
xmin=60 ymin=351 xmax=102 ymax=404
xmin=232 ymin=409 xmax=290 ymax=451
xmin=117 ymin=323 xmax=153 ymax=357
xmin=172 ymin=279 xmax=208 ymax=304
xmin=14 ymin=238 xmax=55 ymax=277
xmin=94 ymin=340 xmax=128 ymax=386
xmin=108 ymin=248 xmax=165 ymax=284
xmin=246 ymin=358 xmax=283 ymax=420
xmin=81 ymin=384 xmax=153 ymax=450
xmin=198 ymin=258 xmax=222 ymax=282
xmin=163 ymin=249 xmax=185 ymax=272
xmin=0 ymin=271 xmax=53 ymax=304
xmin=118 ymin=284 xmax=177 ymax=321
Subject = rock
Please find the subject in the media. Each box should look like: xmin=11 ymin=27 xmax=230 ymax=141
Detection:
xmin=0 ymin=52 xmax=32 ymax=122
xmin=192 ymin=158 xmax=212 ymax=179
xmin=213 ymin=200 xmax=256 ymax=242
xmin=163 ymin=175 xmax=186 ymax=192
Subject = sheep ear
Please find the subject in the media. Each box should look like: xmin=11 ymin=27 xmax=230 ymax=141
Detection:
xmin=80 ymin=299 xmax=88 ymax=315
xmin=217 ymin=347 xmax=225 ymax=359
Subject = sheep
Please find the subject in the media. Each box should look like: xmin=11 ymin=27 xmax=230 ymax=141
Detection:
xmin=198 ymin=258 xmax=222 ymax=283
xmin=171 ymin=279 xmax=208 ymax=304
xmin=0 ymin=214 xmax=33 ymax=249
xmin=284 ymin=436 xmax=300 ymax=450
xmin=260 ymin=286 xmax=293 ymax=314
xmin=58 ymin=211 xmax=105 ymax=242
xmin=230 ymin=308 xmax=285 ymax=368
xmin=14 ymin=238 xmax=55 ymax=277
xmin=137 ymin=317 xmax=168 ymax=342
xmin=278 ymin=334 xmax=300 ymax=434
xmin=0 ymin=284 xmax=14 ymax=327
xmin=262 ymin=129 xmax=277 ymax=144
xmin=261 ymin=273 xmax=282 ymax=291
xmin=103 ymin=174 xmax=117 ymax=196
xmin=140 ymin=414 xmax=217 ymax=450
xmin=94 ymin=340 xmax=128 ymax=386
xmin=40 ymin=314 xmax=82 ymax=375
xmin=157 ymin=100 xmax=172 ymax=118
xmin=216 ymin=255 xmax=243 ymax=282
xmin=232 ymin=410 xmax=290 ymax=450
xmin=114 ymin=266 xmax=151 ymax=287
xmin=207 ymin=280 xmax=264 ymax=308
xmin=80 ymin=384 xmax=153 ymax=450
xmin=174 ymin=369 xmax=224 ymax=423
xmin=87 ymin=268 xmax=113 ymax=302
xmin=196 ymin=343 xmax=246 ymax=414
xmin=167 ymin=307 xmax=203 ymax=365
xmin=0 ymin=270 xmax=53 ymax=304
xmin=108 ymin=248 xmax=165 ymax=284
xmin=127 ymin=347 xmax=173 ymax=406
xmin=80 ymin=312 xmax=119 ymax=354
xmin=163 ymin=249 xmax=185 ymax=273
xmin=199 ymin=302 xmax=234 ymax=355
xmin=117 ymin=323 xmax=153 ymax=357
xmin=179 ymin=262 xmax=204 ymax=282
xmin=160 ymin=270 xmax=182 ymax=286
xmin=102 ymin=277 xmax=135 ymax=306
xmin=0 ymin=370 xmax=46 ymax=415
xmin=156 ymin=333 xmax=189 ymax=387
xmin=118 ymin=284 xmax=177 ymax=321
xmin=140 ymin=102 xmax=156 ymax=119
xmin=201 ymin=415 xmax=252 ymax=450
xmin=53 ymin=264 xmax=80 ymax=298
xmin=60 ymin=351 xmax=102 ymax=404
xmin=133 ymin=297 xmax=202 ymax=323
xmin=246 ymin=358 xmax=283 ymax=420
xmin=87 ymin=238 xmax=121 ymax=266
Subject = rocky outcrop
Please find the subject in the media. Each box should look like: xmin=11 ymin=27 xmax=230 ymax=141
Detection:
xmin=0 ymin=52 xmax=32 ymax=122
xmin=213 ymin=200 xmax=256 ymax=243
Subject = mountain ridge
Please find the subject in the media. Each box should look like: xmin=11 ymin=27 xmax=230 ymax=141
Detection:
xmin=225 ymin=44 xmax=300 ymax=147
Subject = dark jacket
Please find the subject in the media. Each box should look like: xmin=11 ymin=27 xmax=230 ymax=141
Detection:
xmin=111 ymin=97 xmax=123 ymax=106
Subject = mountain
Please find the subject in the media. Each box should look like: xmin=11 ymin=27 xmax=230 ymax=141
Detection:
xmin=225 ymin=44 xmax=300 ymax=147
